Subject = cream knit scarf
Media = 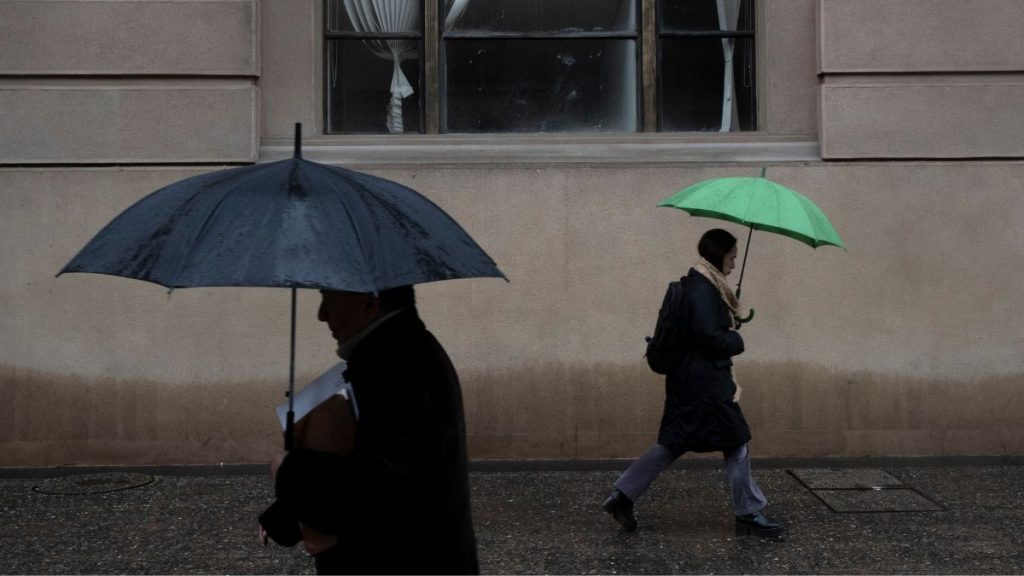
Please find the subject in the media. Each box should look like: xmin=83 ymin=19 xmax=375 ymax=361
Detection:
xmin=694 ymin=256 xmax=745 ymax=402
xmin=694 ymin=257 xmax=745 ymax=329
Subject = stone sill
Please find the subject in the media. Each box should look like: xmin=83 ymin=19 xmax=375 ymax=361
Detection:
xmin=258 ymin=134 xmax=821 ymax=166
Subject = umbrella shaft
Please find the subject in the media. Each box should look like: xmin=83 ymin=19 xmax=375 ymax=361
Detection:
xmin=737 ymin=225 xmax=753 ymax=299
xmin=286 ymin=287 xmax=297 ymax=451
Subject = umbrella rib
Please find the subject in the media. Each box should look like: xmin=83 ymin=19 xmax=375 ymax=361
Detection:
xmin=323 ymin=168 xmax=377 ymax=291
xmin=164 ymin=167 xmax=266 ymax=287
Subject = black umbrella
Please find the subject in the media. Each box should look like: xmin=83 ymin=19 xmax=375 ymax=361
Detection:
xmin=59 ymin=124 xmax=506 ymax=448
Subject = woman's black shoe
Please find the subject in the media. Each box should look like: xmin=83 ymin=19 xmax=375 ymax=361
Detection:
xmin=602 ymin=489 xmax=637 ymax=532
xmin=735 ymin=511 xmax=784 ymax=537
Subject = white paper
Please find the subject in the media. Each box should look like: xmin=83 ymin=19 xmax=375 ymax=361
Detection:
xmin=276 ymin=361 xmax=357 ymax=430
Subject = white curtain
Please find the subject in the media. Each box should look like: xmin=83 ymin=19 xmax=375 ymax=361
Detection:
xmin=445 ymin=0 xmax=470 ymax=29
xmin=716 ymin=0 xmax=741 ymax=132
xmin=342 ymin=0 xmax=471 ymax=133
xmin=343 ymin=0 xmax=420 ymax=133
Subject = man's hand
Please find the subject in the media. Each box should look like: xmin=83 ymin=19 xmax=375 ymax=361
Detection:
xmin=301 ymin=524 xmax=338 ymax=556
xmin=262 ymin=451 xmax=339 ymax=555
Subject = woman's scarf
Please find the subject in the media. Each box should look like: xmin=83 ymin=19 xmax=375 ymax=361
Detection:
xmin=694 ymin=257 xmax=745 ymax=328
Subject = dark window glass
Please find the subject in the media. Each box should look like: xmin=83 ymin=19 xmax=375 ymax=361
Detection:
xmin=449 ymin=0 xmax=635 ymax=33
xmin=326 ymin=40 xmax=423 ymax=134
xmin=444 ymin=39 xmax=637 ymax=133
xmin=659 ymin=37 xmax=754 ymax=131
xmin=661 ymin=0 xmax=751 ymax=32
xmin=443 ymin=0 xmax=638 ymax=133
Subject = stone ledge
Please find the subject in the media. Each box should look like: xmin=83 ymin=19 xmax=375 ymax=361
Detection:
xmin=259 ymin=136 xmax=821 ymax=166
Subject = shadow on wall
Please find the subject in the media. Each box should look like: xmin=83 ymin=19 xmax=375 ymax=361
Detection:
xmin=0 ymin=365 xmax=288 ymax=468
xmin=2 ymin=361 xmax=1022 ymax=467
xmin=462 ymin=360 xmax=1024 ymax=460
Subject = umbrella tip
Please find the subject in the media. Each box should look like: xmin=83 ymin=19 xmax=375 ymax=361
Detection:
xmin=294 ymin=123 xmax=302 ymax=159
xmin=760 ymin=166 xmax=767 ymax=178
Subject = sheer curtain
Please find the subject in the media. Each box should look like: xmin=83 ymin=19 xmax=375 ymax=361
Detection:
xmin=343 ymin=0 xmax=419 ymax=133
xmin=342 ymin=0 xmax=471 ymax=133
xmin=716 ymin=0 xmax=741 ymax=132
xmin=445 ymin=0 xmax=470 ymax=29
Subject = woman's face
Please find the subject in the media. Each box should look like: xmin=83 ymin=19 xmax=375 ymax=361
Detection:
xmin=721 ymin=245 xmax=738 ymax=276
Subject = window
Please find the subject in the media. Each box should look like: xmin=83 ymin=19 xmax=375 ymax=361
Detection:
xmin=324 ymin=2 xmax=424 ymax=133
xmin=658 ymin=0 xmax=755 ymax=131
xmin=324 ymin=0 xmax=755 ymax=134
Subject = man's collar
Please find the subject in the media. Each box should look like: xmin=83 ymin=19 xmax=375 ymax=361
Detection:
xmin=335 ymin=308 xmax=404 ymax=360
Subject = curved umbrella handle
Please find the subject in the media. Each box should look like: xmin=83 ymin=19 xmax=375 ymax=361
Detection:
xmin=735 ymin=308 xmax=755 ymax=325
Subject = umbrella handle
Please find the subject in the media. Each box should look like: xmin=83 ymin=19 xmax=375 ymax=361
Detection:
xmin=735 ymin=308 xmax=755 ymax=325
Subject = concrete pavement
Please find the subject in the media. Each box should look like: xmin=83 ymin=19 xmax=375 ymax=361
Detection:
xmin=1 ymin=457 xmax=1022 ymax=574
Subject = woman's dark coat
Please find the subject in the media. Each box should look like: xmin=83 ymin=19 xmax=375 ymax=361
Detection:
xmin=260 ymin=308 xmax=478 ymax=575
xmin=657 ymin=268 xmax=752 ymax=454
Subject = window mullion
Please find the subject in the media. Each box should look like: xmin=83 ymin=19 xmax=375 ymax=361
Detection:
xmin=642 ymin=0 xmax=657 ymax=132
xmin=425 ymin=0 xmax=440 ymax=134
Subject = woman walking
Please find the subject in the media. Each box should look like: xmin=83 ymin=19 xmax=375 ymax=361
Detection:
xmin=602 ymin=228 xmax=783 ymax=537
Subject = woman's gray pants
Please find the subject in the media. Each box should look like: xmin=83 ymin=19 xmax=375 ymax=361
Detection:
xmin=613 ymin=443 xmax=767 ymax=516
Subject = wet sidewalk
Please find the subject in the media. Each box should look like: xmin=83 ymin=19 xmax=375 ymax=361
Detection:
xmin=1 ymin=457 xmax=1022 ymax=574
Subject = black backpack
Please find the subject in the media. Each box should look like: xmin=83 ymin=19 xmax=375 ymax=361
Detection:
xmin=644 ymin=276 xmax=689 ymax=374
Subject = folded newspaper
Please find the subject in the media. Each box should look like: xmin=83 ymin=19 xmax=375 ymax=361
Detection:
xmin=275 ymin=361 xmax=358 ymax=430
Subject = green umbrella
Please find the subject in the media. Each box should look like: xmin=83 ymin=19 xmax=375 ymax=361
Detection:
xmin=659 ymin=168 xmax=844 ymax=322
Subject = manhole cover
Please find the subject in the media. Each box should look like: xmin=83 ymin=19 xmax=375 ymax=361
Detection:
xmin=33 ymin=472 xmax=155 ymax=495
xmin=788 ymin=469 xmax=945 ymax=513
xmin=812 ymin=488 xmax=945 ymax=513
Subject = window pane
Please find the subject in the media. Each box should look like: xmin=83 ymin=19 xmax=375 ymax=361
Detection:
xmin=660 ymin=0 xmax=753 ymax=33
xmin=326 ymin=40 xmax=422 ymax=134
xmin=326 ymin=0 xmax=422 ymax=34
xmin=659 ymin=37 xmax=755 ymax=131
xmin=445 ymin=39 xmax=637 ymax=133
xmin=447 ymin=0 xmax=635 ymax=33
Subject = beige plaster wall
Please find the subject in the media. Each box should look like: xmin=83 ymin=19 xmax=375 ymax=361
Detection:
xmin=2 ymin=160 xmax=1022 ymax=465
xmin=818 ymin=0 xmax=1024 ymax=73
xmin=260 ymin=0 xmax=319 ymax=138
xmin=817 ymin=0 xmax=1024 ymax=159
xmin=760 ymin=0 xmax=817 ymax=135
xmin=0 ymin=0 xmax=259 ymax=164
xmin=0 ymin=0 xmax=258 ymax=75
xmin=0 ymin=81 xmax=259 ymax=163
xmin=820 ymin=77 xmax=1024 ymax=159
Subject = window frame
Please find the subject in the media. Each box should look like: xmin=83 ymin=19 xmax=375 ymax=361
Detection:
xmin=321 ymin=0 xmax=757 ymax=135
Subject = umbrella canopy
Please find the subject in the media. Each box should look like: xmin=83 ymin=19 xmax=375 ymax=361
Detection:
xmin=59 ymin=159 xmax=505 ymax=292
xmin=58 ymin=124 xmax=505 ymax=449
xmin=659 ymin=174 xmax=845 ymax=250
xmin=658 ymin=169 xmax=844 ymax=323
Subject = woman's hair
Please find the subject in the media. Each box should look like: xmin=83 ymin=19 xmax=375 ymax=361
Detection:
xmin=698 ymin=228 xmax=738 ymax=272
